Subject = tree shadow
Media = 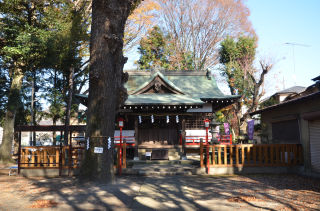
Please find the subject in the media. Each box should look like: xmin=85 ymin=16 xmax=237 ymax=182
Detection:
xmin=184 ymin=174 xmax=320 ymax=211
xmin=0 ymin=171 xmax=146 ymax=211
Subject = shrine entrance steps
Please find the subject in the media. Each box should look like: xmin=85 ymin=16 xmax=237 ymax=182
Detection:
xmin=131 ymin=164 xmax=205 ymax=176
xmin=138 ymin=147 xmax=183 ymax=160
xmin=120 ymin=161 xmax=206 ymax=175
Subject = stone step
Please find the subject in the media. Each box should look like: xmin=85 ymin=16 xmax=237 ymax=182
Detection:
xmin=139 ymin=171 xmax=192 ymax=176
xmin=169 ymin=156 xmax=181 ymax=160
xmin=127 ymin=160 xmax=193 ymax=165
xmin=168 ymin=152 xmax=181 ymax=156
xmin=138 ymin=148 xmax=182 ymax=153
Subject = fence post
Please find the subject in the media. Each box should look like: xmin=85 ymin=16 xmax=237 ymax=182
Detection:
xmin=123 ymin=139 xmax=126 ymax=169
xmin=200 ymin=138 xmax=204 ymax=168
xmin=18 ymin=131 xmax=21 ymax=177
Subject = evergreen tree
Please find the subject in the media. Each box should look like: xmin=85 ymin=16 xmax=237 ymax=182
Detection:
xmin=0 ymin=0 xmax=68 ymax=163
xmin=137 ymin=26 xmax=196 ymax=70
xmin=137 ymin=26 xmax=170 ymax=69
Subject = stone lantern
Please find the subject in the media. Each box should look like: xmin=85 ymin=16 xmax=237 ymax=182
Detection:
xmin=209 ymin=113 xmax=221 ymax=145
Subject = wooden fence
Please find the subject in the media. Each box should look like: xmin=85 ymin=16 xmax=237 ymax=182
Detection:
xmin=184 ymin=135 xmax=233 ymax=145
xmin=19 ymin=141 xmax=127 ymax=174
xmin=200 ymin=142 xmax=303 ymax=168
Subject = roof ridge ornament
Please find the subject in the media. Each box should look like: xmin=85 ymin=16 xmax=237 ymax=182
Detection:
xmin=151 ymin=65 xmax=165 ymax=76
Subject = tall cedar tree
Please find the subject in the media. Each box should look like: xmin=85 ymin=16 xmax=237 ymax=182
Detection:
xmin=80 ymin=0 xmax=141 ymax=182
xmin=137 ymin=26 xmax=170 ymax=69
xmin=137 ymin=26 xmax=195 ymax=70
xmin=219 ymin=36 xmax=274 ymax=134
xmin=0 ymin=0 xmax=65 ymax=163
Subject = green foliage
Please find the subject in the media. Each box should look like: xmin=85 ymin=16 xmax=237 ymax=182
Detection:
xmin=137 ymin=26 xmax=196 ymax=70
xmin=219 ymin=36 xmax=257 ymax=100
xmin=259 ymin=97 xmax=278 ymax=109
xmin=137 ymin=26 xmax=170 ymax=69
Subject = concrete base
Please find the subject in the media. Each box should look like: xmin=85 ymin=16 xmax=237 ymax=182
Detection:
xmin=208 ymin=166 xmax=305 ymax=175
xmin=133 ymin=157 xmax=140 ymax=161
xmin=19 ymin=165 xmax=306 ymax=176
xmin=19 ymin=169 xmax=81 ymax=177
xmin=181 ymin=156 xmax=188 ymax=160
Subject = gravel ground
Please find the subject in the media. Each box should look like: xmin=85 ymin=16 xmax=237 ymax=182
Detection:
xmin=186 ymin=174 xmax=320 ymax=211
xmin=1 ymin=166 xmax=320 ymax=211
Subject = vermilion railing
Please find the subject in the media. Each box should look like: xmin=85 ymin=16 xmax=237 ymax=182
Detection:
xmin=183 ymin=135 xmax=233 ymax=145
xmin=114 ymin=136 xmax=135 ymax=146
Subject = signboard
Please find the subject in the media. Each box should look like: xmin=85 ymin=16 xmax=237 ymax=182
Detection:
xmin=146 ymin=152 xmax=151 ymax=157
xmin=247 ymin=119 xmax=255 ymax=140
xmin=94 ymin=147 xmax=103 ymax=153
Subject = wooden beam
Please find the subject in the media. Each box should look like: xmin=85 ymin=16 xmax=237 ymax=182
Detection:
xmin=134 ymin=116 xmax=139 ymax=159
xmin=181 ymin=116 xmax=186 ymax=158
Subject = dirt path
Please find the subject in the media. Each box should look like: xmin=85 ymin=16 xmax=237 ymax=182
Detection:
xmin=1 ymin=167 xmax=320 ymax=211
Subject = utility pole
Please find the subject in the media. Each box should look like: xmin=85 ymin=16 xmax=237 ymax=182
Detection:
xmin=285 ymin=43 xmax=310 ymax=86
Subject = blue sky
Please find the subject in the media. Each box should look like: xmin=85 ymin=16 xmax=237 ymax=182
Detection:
xmin=247 ymin=0 xmax=320 ymax=89
xmin=124 ymin=0 xmax=319 ymax=95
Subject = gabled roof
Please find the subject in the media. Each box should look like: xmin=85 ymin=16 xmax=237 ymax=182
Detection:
xmin=250 ymin=91 xmax=320 ymax=116
xmin=276 ymin=86 xmax=306 ymax=94
xmin=312 ymin=75 xmax=320 ymax=81
xmin=125 ymin=94 xmax=204 ymax=106
xmin=126 ymin=69 xmax=240 ymax=100
xmin=131 ymin=71 xmax=186 ymax=95
xmin=75 ymin=68 xmax=241 ymax=109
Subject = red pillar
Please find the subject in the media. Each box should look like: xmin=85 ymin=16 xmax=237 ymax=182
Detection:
xmin=119 ymin=127 xmax=122 ymax=175
xmin=206 ymin=127 xmax=210 ymax=174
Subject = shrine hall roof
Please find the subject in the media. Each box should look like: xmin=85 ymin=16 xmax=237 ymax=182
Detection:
xmin=125 ymin=94 xmax=203 ymax=106
xmin=75 ymin=69 xmax=240 ymax=107
xmin=125 ymin=69 xmax=240 ymax=100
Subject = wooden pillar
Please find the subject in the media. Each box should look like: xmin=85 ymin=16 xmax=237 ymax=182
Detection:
xmin=134 ymin=116 xmax=139 ymax=160
xmin=59 ymin=131 xmax=63 ymax=176
xmin=18 ymin=131 xmax=21 ymax=176
xmin=68 ymin=130 xmax=72 ymax=176
xmin=123 ymin=139 xmax=126 ymax=168
xmin=200 ymin=138 xmax=204 ymax=167
xmin=181 ymin=116 xmax=187 ymax=159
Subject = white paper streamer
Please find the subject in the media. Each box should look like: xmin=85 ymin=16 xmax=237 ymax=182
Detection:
xmin=87 ymin=138 xmax=89 ymax=150
xmin=176 ymin=115 xmax=179 ymax=123
xmin=151 ymin=115 xmax=154 ymax=123
xmin=166 ymin=115 xmax=169 ymax=123
xmin=108 ymin=137 xmax=111 ymax=149
xmin=139 ymin=115 xmax=142 ymax=123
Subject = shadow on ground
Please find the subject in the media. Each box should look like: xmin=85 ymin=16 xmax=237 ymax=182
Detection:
xmin=185 ymin=174 xmax=320 ymax=211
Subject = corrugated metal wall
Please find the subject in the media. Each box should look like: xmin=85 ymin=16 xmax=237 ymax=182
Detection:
xmin=310 ymin=119 xmax=320 ymax=173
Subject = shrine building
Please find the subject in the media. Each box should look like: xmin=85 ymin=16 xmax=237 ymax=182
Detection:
xmin=76 ymin=66 xmax=240 ymax=160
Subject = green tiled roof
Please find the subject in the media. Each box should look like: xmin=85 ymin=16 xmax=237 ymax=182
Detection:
xmin=131 ymin=71 xmax=186 ymax=95
xmin=125 ymin=71 xmax=239 ymax=100
xmin=126 ymin=94 xmax=203 ymax=105
xmin=76 ymin=70 xmax=240 ymax=107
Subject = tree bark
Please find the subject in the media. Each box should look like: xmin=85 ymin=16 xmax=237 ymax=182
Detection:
xmin=0 ymin=67 xmax=24 ymax=163
xmin=80 ymin=0 xmax=132 ymax=182
xmin=64 ymin=67 xmax=74 ymax=145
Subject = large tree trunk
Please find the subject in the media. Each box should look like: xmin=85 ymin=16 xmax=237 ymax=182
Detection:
xmin=80 ymin=0 xmax=131 ymax=182
xmin=0 ymin=67 xmax=24 ymax=163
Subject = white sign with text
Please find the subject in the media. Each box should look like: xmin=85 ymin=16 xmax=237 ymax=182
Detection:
xmin=94 ymin=147 xmax=103 ymax=154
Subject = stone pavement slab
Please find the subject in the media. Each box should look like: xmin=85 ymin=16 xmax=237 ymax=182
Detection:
xmin=132 ymin=164 xmax=195 ymax=170
xmin=131 ymin=175 xmax=197 ymax=211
